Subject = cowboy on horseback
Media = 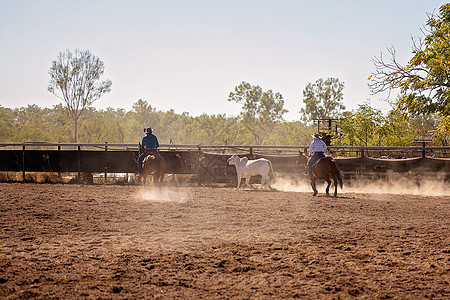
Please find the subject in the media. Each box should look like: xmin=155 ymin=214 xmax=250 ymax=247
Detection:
xmin=137 ymin=126 xmax=160 ymax=177
xmin=307 ymin=133 xmax=327 ymax=177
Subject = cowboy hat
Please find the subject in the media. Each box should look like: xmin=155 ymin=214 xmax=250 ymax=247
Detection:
xmin=144 ymin=127 xmax=153 ymax=134
xmin=311 ymin=133 xmax=322 ymax=139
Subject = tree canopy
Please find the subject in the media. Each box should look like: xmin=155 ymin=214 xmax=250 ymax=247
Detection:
xmin=335 ymin=104 xmax=415 ymax=147
xmin=228 ymin=82 xmax=288 ymax=145
xmin=0 ymin=100 xmax=445 ymax=146
xmin=300 ymin=77 xmax=346 ymax=122
xmin=369 ymin=3 xmax=450 ymax=116
xmin=48 ymin=49 xmax=112 ymax=142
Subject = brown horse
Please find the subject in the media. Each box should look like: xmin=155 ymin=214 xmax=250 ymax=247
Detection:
xmin=138 ymin=143 xmax=166 ymax=186
xmin=296 ymin=150 xmax=343 ymax=197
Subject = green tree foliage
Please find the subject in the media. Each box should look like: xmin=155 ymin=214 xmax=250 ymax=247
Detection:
xmin=379 ymin=110 xmax=415 ymax=146
xmin=369 ymin=3 xmax=450 ymax=116
xmin=0 ymin=101 xmax=313 ymax=146
xmin=0 ymin=106 xmax=15 ymax=141
xmin=300 ymin=77 xmax=346 ymax=122
xmin=264 ymin=121 xmax=315 ymax=146
xmin=48 ymin=49 xmax=112 ymax=142
xmin=409 ymin=113 xmax=439 ymax=138
xmin=12 ymin=105 xmax=66 ymax=142
xmin=228 ymin=82 xmax=288 ymax=145
xmin=181 ymin=114 xmax=239 ymax=145
xmin=79 ymin=108 xmax=128 ymax=143
xmin=336 ymin=104 xmax=415 ymax=146
xmin=434 ymin=116 xmax=450 ymax=145
xmin=2 ymin=100 xmax=438 ymax=147
xmin=337 ymin=104 xmax=383 ymax=146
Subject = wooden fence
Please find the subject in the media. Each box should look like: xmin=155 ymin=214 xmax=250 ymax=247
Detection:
xmin=0 ymin=143 xmax=449 ymax=183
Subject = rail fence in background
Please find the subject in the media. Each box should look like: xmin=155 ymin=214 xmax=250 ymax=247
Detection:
xmin=0 ymin=143 xmax=449 ymax=184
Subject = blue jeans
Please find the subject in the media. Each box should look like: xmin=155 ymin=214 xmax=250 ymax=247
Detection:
xmin=307 ymin=152 xmax=324 ymax=176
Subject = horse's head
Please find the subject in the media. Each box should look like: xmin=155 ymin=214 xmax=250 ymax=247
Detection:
xmin=296 ymin=150 xmax=308 ymax=166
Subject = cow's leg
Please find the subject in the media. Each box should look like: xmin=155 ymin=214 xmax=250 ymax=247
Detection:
xmin=260 ymin=175 xmax=266 ymax=189
xmin=236 ymin=175 xmax=241 ymax=188
xmin=245 ymin=176 xmax=252 ymax=188
xmin=262 ymin=174 xmax=271 ymax=190
xmin=265 ymin=175 xmax=272 ymax=190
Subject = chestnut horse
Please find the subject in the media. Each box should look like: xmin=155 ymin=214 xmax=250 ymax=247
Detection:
xmin=138 ymin=143 xmax=166 ymax=186
xmin=296 ymin=150 xmax=343 ymax=197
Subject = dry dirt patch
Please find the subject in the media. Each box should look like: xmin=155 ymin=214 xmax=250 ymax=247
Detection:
xmin=0 ymin=183 xmax=448 ymax=299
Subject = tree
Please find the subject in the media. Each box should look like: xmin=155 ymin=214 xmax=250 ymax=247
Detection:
xmin=228 ymin=82 xmax=288 ymax=145
xmin=132 ymin=99 xmax=154 ymax=126
xmin=379 ymin=110 xmax=415 ymax=146
xmin=181 ymin=114 xmax=239 ymax=145
xmin=369 ymin=4 xmax=450 ymax=116
xmin=300 ymin=77 xmax=346 ymax=122
xmin=48 ymin=49 xmax=112 ymax=142
xmin=264 ymin=121 xmax=315 ymax=145
xmin=0 ymin=106 xmax=15 ymax=142
xmin=434 ymin=116 xmax=450 ymax=145
xmin=337 ymin=103 xmax=383 ymax=146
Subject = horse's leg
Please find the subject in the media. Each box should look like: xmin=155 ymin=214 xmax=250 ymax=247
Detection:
xmin=157 ymin=156 xmax=166 ymax=184
xmin=311 ymin=177 xmax=318 ymax=196
xmin=332 ymin=173 xmax=338 ymax=197
xmin=324 ymin=175 xmax=331 ymax=196
xmin=159 ymin=168 xmax=165 ymax=183
xmin=321 ymin=167 xmax=331 ymax=196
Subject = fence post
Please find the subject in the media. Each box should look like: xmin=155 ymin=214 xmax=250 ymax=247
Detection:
xmin=22 ymin=145 xmax=26 ymax=181
xmin=360 ymin=147 xmax=365 ymax=176
xmin=57 ymin=144 xmax=61 ymax=181
xmin=197 ymin=145 xmax=202 ymax=185
xmin=104 ymin=142 xmax=108 ymax=182
xmin=77 ymin=145 xmax=81 ymax=180
xmin=422 ymin=141 xmax=426 ymax=158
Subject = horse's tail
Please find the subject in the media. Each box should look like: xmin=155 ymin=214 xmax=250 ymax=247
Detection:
xmin=331 ymin=159 xmax=343 ymax=189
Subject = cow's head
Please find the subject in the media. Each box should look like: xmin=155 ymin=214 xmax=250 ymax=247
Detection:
xmin=227 ymin=155 xmax=239 ymax=166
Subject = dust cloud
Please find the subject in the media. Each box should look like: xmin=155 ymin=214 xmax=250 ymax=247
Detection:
xmin=137 ymin=187 xmax=192 ymax=203
xmin=272 ymin=174 xmax=449 ymax=197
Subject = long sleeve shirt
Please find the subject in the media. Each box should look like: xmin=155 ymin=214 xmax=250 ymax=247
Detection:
xmin=308 ymin=138 xmax=327 ymax=155
xmin=141 ymin=134 xmax=159 ymax=151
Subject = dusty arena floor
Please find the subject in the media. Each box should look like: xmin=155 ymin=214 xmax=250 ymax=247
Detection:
xmin=0 ymin=182 xmax=449 ymax=299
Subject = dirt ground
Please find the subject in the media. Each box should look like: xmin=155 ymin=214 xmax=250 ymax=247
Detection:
xmin=0 ymin=182 xmax=449 ymax=299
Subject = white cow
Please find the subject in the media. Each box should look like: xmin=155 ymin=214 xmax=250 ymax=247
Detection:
xmin=227 ymin=155 xmax=274 ymax=189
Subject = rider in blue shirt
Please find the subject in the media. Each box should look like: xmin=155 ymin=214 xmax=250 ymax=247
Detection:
xmin=137 ymin=127 xmax=160 ymax=176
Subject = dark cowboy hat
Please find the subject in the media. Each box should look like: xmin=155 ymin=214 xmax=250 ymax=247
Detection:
xmin=311 ymin=133 xmax=322 ymax=139
xmin=144 ymin=127 xmax=153 ymax=134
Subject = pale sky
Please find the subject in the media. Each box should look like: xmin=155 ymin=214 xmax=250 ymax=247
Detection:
xmin=0 ymin=0 xmax=447 ymax=121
